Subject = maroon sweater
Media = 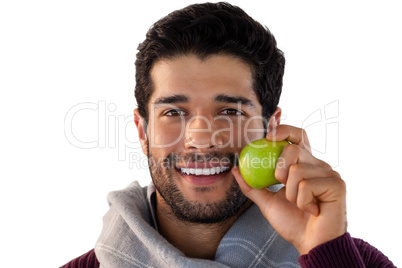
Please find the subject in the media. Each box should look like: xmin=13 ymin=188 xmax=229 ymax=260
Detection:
xmin=61 ymin=232 xmax=395 ymax=268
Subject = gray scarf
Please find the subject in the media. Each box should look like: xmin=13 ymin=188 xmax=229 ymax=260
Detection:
xmin=95 ymin=181 xmax=301 ymax=267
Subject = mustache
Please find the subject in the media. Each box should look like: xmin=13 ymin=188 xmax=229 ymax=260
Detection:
xmin=148 ymin=151 xmax=240 ymax=169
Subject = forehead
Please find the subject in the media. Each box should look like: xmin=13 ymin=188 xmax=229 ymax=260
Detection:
xmin=149 ymin=54 xmax=260 ymax=105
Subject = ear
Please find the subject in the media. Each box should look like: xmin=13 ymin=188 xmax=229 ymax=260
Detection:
xmin=134 ymin=108 xmax=148 ymax=155
xmin=267 ymin=107 xmax=282 ymax=135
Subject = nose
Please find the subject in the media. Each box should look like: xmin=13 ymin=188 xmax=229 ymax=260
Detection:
xmin=184 ymin=115 xmax=224 ymax=150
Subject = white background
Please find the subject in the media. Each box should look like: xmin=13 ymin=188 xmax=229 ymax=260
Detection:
xmin=1 ymin=0 xmax=401 ymax=267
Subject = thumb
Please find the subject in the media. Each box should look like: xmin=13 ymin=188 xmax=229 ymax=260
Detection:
xmin=231 ymin=166 xmax=275 ymax=210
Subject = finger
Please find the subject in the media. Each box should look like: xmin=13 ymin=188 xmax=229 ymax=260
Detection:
xmin=275 ymin=144 xmax=331 ymax=184
xmin=296 ymin=176 xmax=346 ymax=216
xmin=231 ymin=166 xmax=274 ymax=211
xmin=267 ymin=125 xmax=311 ymax=153
xmin=285 ymin=163 xmax=337 ymax=205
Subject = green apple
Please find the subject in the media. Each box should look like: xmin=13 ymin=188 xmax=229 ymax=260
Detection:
xmin=239 ymin=139 xmax=290 ymax=189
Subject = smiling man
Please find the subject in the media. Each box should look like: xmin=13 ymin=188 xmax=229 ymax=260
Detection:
xmin=145 ymin=55 xmax=261 ymax=225
xmin=61 ymin=2 xmax=394 ymax=267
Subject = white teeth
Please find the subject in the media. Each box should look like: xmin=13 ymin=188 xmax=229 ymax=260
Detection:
xmin=203 ymin=169 xmax=210 ymax=175
xmin=179 ymin=166 xmax=230 ymax=176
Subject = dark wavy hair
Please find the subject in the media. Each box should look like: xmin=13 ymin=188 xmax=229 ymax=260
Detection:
xmin=135 ymin=2 xmax=285 ymax=128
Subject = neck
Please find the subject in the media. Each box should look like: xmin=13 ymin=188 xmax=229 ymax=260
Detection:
xmin=155 ymin=192 xmax=252 ymax=260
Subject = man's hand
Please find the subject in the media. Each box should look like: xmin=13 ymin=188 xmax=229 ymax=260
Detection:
xmin=232 ymin=125 xmax=347 ymax=255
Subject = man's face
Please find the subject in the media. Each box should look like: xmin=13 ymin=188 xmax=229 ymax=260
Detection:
xmin=136 ymin=54 xmax=267 ymax=223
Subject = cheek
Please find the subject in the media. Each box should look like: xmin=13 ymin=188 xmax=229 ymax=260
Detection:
xmin=213 ymin=117 xmax=265 ymax=150
xmin=148 ymin=121 xmax=185 ymax=149
xmin=239 ymin=117 xmax=265 ymax=147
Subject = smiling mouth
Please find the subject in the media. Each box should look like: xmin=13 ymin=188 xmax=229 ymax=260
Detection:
xmin=175 ymin=163 xmax=233 ymax=186
xmin=178 ymin=166 xmax=231 ymax=176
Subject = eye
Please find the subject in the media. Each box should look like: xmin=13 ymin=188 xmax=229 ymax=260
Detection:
xmin=219 ymin=108 xmax=243 ymax=116
xmin=163 ymin=109 xmax=187 ymax=117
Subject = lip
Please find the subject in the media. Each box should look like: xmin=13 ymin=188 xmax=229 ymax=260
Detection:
xmin=175 ymin=162 xmax=232 ymax=169
xmin=175 ymin=165 xmax=232 ymax=186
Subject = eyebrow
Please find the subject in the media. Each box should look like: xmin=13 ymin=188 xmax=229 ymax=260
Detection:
xmin=214 ymin=94 xmax=254 ymax=107
xmin=152 ymin=93 xmax=254 ymax=106
xmin=153 ymin=94 xmax=189 ymax=105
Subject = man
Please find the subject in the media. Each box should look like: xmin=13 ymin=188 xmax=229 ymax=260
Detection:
xmin=62 ymin=2 xmax=394 ymax=267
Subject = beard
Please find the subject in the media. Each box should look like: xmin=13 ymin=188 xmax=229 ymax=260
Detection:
xmin=146 ymin=142 xmax=249 ymax=224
